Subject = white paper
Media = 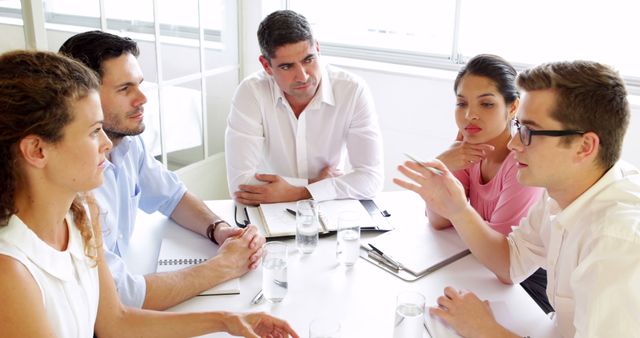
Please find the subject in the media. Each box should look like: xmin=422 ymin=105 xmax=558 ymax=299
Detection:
xmin=367 ymin=224 xmax=469 ymax=276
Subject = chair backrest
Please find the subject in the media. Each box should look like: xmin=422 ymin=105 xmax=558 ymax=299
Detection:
xmin=175 ymin=152 xmax=230 ymax=200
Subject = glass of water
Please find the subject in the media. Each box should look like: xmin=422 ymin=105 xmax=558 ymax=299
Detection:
xmin=296 ymin=200 xmax=319 ymax=254
xmin=393 ymin=291 xmax=425 ymax=338
xmin=309 ymin=317 xmax=341 ymax=338
xmin=262 ymin=241 xmax=288 ymax=303
xmin=336 ymin=211 xmax=360 ymax=266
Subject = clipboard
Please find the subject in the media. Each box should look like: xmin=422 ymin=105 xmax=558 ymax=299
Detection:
xmin=236 ymin=199 xmax=394 ymax=239
xmin=361 ymin=225 xmax=470 ymax=281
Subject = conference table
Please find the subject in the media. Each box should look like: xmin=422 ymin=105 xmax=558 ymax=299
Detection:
xmin=125 ymin=191 xmax=558 ymax=337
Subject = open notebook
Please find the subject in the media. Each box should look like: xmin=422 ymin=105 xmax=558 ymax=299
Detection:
xmin=251 ymin=199 xmax=393 ymax=238
xmin=156 ymin=236 xmax=240 ymax=296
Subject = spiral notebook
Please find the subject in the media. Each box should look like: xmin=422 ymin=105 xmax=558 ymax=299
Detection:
xmin=156 ymin=236 xmax=240 ymax=296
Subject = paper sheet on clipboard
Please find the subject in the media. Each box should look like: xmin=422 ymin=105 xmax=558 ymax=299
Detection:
xmin=364 ymin=224 xmax=470 ymax=280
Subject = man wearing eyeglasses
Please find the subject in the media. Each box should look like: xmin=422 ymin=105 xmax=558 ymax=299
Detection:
xmin=225 ymin=10 xmax=383 ymax=205
xmin=396 ymin=61 xmax=640 ymax=337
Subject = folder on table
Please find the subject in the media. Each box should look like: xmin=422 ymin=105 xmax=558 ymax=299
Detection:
xmin=361 ymin=224 xmax=470 ymax=281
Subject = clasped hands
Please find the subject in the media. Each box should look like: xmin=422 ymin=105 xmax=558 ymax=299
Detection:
xmin=214 ymin=224 xmax=265 ymax=274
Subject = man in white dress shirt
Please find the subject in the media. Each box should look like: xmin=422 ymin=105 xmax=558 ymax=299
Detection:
xmin=225 ymin=10 xmax=384 ymax=204
xmin=396 ymin=61 xmax=640 ymax=337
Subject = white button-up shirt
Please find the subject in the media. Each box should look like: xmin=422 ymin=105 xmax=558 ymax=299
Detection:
xmin=508 ymin=161 xmax=640 ymax=337
xmin=225 ymin=64 xmax=383 ymax=201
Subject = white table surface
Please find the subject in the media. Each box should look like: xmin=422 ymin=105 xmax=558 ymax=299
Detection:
xmin=126 ymin=191 xmax=557 ymax=337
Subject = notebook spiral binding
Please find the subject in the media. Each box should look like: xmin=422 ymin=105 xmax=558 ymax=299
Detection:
xmin=158 ymin=258 xmax=207 ymax=266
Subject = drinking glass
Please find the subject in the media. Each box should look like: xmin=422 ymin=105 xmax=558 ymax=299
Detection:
xmin=309 ymin=317 xmax=341 ymax=338
xmin=336 ymin=211 xmax=360 ymax=266
xmin=262 ymin=241 xmax=288 ymax=303
xmin=392 ymin=291 xmax=425 ymax=338
xmin=296 ymin=199 xmax=319 ymax=254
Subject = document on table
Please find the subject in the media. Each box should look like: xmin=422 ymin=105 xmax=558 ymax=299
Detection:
xmin=253 ymin=199 xmax=391 ymax=238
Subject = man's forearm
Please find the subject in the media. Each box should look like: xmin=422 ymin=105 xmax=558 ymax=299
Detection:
xmin=448 ymin=205 xmax=513 ymax=283
xmin=170 ymin=192 xmax=226 ymax=237
xmin=142 ymin=256 xmax=231 ymax=310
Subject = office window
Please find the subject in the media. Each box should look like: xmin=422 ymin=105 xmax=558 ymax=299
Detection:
xmin=0 ymin=0 xmax=22 ymax=22
xmin=290 ymin=0 xmax=455 ymax=60
xmin=5 ymin=0 xmax=239 ymax=168
xmin=42 ymin=0 xmax=224 ymax=43
xmin=0 ymin=0 xmax=21 ymax=11
xmin=458 ymin=0 xmax=640 ymax=78
xmin=289 ymin=0 xmax=640 ymax=80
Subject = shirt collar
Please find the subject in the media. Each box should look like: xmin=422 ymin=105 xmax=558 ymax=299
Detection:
xmin=270 ymin=63 xmax=335 ymax=111
xmin=108 ymin=136 xmax=133 ymax=166
xmin=553 ymin=161 xmax=639 ymax=231
xmin=3 ymin=214 xmax=88 ymax=281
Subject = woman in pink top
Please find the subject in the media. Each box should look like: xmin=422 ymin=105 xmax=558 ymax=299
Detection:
xmin=428 ymin=54 xmax=551 ymax=313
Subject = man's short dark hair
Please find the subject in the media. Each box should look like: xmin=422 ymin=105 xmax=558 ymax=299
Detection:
xmin=59 ymin=30 xmax=139 ymax=79
xmin=257 ymin=10 xmax=313 ymax=61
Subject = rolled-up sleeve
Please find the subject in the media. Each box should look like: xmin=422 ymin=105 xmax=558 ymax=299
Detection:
xmin=137 ymin=138 xmax=186 ymax=216
xmin=103 ymin=244 xmax=147 ymax=307
xmin=507 ymin=199 xmax=547 ymax=284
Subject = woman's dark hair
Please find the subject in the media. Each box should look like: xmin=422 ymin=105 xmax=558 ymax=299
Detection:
xmin=0 ymin=50 xmax=101 ymax=259
xmin=454 ymin=54 xmax=519 ymax=104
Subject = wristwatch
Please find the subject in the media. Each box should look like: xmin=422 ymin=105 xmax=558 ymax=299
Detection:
xmin=206 ymin=220 xmax=229 ymax=245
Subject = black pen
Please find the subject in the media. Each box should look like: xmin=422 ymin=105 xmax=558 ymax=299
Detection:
xmin=367 ymin=243 xmax=402 ymax=269
xmin=285 ymin=208 xmax=296 ymax=217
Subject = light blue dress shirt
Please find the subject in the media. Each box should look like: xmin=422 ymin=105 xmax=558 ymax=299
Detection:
xmin=94 ymin=135 xmax=186 ymax=307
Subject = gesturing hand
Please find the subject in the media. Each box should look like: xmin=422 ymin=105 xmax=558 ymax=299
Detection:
xmin=394 ymin=159 xmax=468 ymax=221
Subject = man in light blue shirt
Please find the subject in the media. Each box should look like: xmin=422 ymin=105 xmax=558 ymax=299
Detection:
xmin=60 ymin=30 xmax=265 ymax=310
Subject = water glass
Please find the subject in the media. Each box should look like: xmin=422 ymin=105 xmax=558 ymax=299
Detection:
xmin=393 ymin=291 xmax=425 ymax=338
xmin=336 ymin=211 xmax=360 ymax=266
xmin=296 ymin=200 xmax=320 ymax=254
xmin=262 ymin=241 xmax=288 ymax=303
xmin=309 ymin=317 xmax=341 ymax=338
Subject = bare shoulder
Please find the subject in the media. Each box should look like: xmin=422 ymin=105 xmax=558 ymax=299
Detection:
xmin=0 ymin=253 xmax=36 ymax=283
xmin=0 ymin=254 xmax=55 ymax=337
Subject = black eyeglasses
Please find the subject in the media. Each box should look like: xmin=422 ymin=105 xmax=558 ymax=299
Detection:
xmin=510 ymin=119 xmax=585 ymax=146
